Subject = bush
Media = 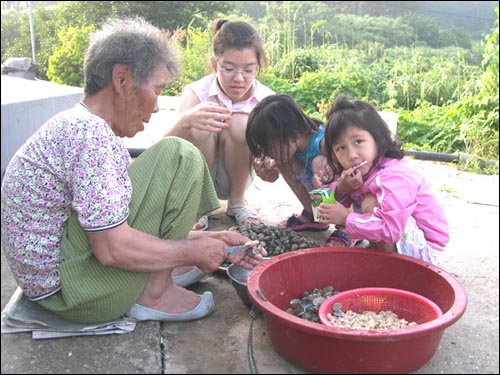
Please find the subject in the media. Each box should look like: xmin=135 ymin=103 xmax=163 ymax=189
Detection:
xmin=163 ymin=27 xmax=212 ymax=96
xmin=46 ymin=25 xmax=94 ymax=87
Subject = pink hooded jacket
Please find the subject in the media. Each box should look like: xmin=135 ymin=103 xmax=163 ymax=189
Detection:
xmin=327 ymin=157 xmax=449 ymax=253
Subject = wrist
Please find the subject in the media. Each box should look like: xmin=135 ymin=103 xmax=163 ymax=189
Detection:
xmin=334 ymin=184 xmax=348 ymax=201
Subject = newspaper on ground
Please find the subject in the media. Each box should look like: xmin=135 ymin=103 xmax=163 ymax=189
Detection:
xmin=1 ymin=288 xmax=136 ymax=339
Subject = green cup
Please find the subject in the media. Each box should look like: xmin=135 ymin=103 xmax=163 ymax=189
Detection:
xmin=309 ymin=188 xmax=336 ymax=222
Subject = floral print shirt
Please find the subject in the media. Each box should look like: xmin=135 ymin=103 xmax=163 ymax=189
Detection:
xmin=1 ymin=103 xmax=132 ymax=300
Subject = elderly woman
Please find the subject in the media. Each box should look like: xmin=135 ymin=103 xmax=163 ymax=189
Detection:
xmin=0 ymin=17 xmax=264 ymax=324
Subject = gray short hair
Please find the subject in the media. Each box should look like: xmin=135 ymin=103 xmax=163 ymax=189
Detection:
xmin=84 ymin=17 xmax=179 ymax=96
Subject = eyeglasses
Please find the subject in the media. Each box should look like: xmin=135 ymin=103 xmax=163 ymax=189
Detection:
xmin=215 ymin=60 xmax=259 ymax=78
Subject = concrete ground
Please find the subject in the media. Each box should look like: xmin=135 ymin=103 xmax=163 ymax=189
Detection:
xmin=1 ymin=158 xmax=499 ymax=374
xmin=1 ymin=101 xmax=499 ymax=373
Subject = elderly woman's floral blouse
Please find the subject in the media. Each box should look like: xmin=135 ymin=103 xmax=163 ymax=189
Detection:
xmin=1 ymin=103 xmax=132 ymax=300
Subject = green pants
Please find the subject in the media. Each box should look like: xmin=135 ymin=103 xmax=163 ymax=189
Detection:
xmin=38 ymin=137 xmax=220 ymax=323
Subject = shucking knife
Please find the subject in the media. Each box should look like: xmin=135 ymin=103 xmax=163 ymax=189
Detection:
xmin=225 ymin=241 xmax=260 ymax=255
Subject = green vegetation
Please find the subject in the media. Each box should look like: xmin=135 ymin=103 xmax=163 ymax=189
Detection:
xmin=1 ymin=1 xmax=498 ymax=173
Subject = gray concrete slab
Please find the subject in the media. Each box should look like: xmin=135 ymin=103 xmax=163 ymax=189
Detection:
xmin=1 ymin=104 xmax=499 ymax=374
xmin=1 ymin=76 xmax=83 ymax=177
xmin=2 ymin=159 xmax=499 ymax=374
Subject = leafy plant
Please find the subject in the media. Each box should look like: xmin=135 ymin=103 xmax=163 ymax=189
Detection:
xmin=163 ymin=25 xmax=212 ymax=96
xmin=46 ymin=25 xmax=94 ymax=87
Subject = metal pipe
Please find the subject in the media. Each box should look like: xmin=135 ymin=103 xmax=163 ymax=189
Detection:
xmin=27 ymin=1 xmax=36 ymax=63
xmin=404 ymin=150 xmax=459 ymax=163
xmin=128 ymin=148 xmax=495 ymax=168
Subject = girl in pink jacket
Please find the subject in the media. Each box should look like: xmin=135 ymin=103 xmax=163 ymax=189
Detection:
xmin=317 ymin=95 xmax=449 ymax=266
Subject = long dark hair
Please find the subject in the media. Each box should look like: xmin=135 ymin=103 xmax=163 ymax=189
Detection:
xmin=324 ymin=94 xmax=404 ymax=180
xmin=246 ymin=94 xmax=323 ymax=168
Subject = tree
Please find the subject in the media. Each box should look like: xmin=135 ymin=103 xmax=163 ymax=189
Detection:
xmin=52 ymin=1 xmax=234 ymax=31
xmin=132 ymin=1 xmax=234 ymax=30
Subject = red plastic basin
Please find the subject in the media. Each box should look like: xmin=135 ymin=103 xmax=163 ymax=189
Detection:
xmin=247 ymin=247 xmax=467 ymax=374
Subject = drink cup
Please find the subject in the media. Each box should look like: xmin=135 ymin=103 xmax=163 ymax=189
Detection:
xmin=309 ymin=188 xmax=336 ymax=222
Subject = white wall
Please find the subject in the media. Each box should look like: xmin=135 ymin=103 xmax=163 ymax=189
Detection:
xmin=122 ymin=96 xmax=181 ymax=150
xmin=1 ymin=77 xmax=398 ymax=177
xmin=1 ymin=76 xmax=83 ymax=178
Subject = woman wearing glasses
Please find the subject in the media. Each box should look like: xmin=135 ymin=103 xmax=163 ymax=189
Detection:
xmin=165 ymin=19 xmax=275 ymax=232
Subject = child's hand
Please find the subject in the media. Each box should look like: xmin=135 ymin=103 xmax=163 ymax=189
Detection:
xmin=311 ymin=157 xmax=332 ymax=189
xmin=312 ymin=166 xmax=333 ymax=189
xmin=181 ymin=102 xmax=231 ymax=133
xmin=253 ymin=157 xmax=280 ymax=182
xmin=317 ymin=202 xmax=350 ymax=226
xmin=312 ymin=171 xmax=324 ymax=189
xmin=338 ymin=164 xmax=364 ymax=191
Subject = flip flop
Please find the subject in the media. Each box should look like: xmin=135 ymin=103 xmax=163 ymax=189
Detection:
xmin=324 ymin=230 xmax=351 ymax=247
xmin=279 ymin=209 xmax=329 ymax=232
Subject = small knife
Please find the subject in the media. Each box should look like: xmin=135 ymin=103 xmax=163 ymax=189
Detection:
xmin=225 ymin=241 xmax=259 ymax=255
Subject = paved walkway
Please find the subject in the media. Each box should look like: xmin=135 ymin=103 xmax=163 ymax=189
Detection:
xmin=1 ymin=103 xmax=499 ymax=374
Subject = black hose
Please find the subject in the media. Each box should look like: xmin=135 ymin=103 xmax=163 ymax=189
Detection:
xmin=127 ymin=148 xmax=495 ymax=167
xmin=247 ymin=306 xmax=259 ymax=374
xmin=404 ymin=150 xmax=459 ymax=163
xmin=404 ymin=150 xmax=496 ymax=167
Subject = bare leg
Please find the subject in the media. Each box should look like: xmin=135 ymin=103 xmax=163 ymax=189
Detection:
xmin=368 ymin=242 xmax=398 ymax=253
xmin=219 ymin=113 xmax=252 ymax=207
xmin=171 ymin=266 xmax=194 ymax=276
xmin=136 ymin=270 xmax=202 ymax=314
xmin=185 ymin=128 xmax=218 ymax=170
xmin=279 ymin=160 xmax=314 ymax=218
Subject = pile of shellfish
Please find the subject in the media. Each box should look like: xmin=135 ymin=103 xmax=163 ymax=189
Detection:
xmin=325 ymin=309 xmax=419 ymax=330
xmin=232 ymin=223 xmax=319 ymax=257
xmin=285 ymin=286 xmax=340 ymax=323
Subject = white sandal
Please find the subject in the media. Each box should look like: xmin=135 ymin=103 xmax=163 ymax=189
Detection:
xmin=226 ymin=201 xmax=261 ymax=226
xmin=192 ymin=215 xmax=209 ymax=231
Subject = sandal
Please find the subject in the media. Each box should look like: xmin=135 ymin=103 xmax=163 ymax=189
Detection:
xmin=192 ymin=215 xmax=209 ymax=231
xmin=226 ymin=201 xmax=261 ymax=226
xmin=324 ymin=230 xmax=351 ymax=247
xmin=279 ymin=210 xmax=329 ymax=232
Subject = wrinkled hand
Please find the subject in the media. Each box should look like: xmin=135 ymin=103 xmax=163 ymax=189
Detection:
xmin=207 ymin=231 xmax=267 ymax=270
xmin=182 ymin=102 xmax=232 ymax=133
xmin=227 ymin=240 xmax=268 ymax=270
xmin=192 ymin=236 xmax=230 ymax=273
xmin=253 ymin=157 xmax=280 ymax=182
